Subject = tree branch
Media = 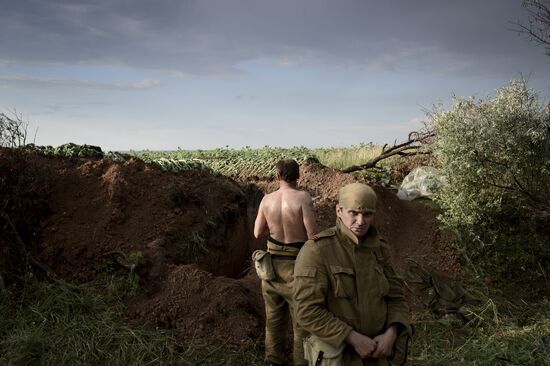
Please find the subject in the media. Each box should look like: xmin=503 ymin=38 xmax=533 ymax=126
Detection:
xmin=341 ymin=130 xmax=434 ymax=173
xmin=510 ymin=0 xmax=550 ymax=54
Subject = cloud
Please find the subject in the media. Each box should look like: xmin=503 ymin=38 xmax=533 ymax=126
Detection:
xmin=0 ymin=0 xmax=545 ymax=77
xmin=0 ymin=73 xmax=162 ymax=91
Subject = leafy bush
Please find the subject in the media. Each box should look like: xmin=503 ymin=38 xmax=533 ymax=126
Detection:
xmin=26 ymin=142 xmax=126 ymax=162
xmin=432 ymin=80 xmax=550 ymax=280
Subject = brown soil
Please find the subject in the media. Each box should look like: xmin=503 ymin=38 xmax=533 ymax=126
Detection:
xmin=0 ymin=150 xmax=464 ymax=346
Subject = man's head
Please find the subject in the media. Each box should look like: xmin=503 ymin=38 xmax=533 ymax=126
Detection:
xmin=275 ymin=159 xmax=300 ymax=183
xmin=336 ymin=183 xmax=377 ymax=238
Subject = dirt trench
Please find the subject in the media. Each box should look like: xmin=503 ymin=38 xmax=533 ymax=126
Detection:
xmin=0 ymin=150 xmax=464 ymax=346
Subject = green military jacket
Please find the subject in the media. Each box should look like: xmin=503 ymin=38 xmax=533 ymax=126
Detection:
xmin=293 ymin=219 xmax=411 ymax=366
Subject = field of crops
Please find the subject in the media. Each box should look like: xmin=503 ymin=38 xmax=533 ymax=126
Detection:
xmin=132 ymin=146 xmax=320 ymax=178
xmin=24 ymin=142 xmax=389 ymax=179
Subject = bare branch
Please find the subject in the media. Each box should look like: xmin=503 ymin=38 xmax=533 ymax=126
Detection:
xmin=341 ymin=129 xmax=434 ymax=173
xmin=510 ymin=0 xmax=550 ymax=55
xmin=0 ymin=109 xmax=29 ymax=148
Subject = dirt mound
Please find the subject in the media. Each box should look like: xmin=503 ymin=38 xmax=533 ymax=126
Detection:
xmin=0 ymin=149 xmax=262 ymax=343
xmin=128 ymin=264 xmax=262 ymax=343
xmin=296 ymin=163 xmax=462 ymax=279
xmin=37 ymin=156 xmax=250 ymax=280
xmin=1 ymin=150 xmax=464 ymax=346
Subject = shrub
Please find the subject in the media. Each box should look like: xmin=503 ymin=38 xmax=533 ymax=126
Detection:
xmin=432 ymin=80 xmax=550 ymax=281
xmin=0 ymin=111 xmax=28 ymax=148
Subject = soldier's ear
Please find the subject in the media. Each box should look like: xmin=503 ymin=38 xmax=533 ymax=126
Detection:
xmin=335 ymin=205 xmax=342 ymax=216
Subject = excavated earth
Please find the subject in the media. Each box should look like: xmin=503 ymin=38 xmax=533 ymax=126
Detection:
xmin=0 ymin=149 xmax=463 ymax=346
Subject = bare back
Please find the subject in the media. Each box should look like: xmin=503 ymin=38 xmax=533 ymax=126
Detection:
xmin=254 ymin=185 xmax=317 ymax=243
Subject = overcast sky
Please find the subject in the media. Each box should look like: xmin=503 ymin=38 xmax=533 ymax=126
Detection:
xmin=1 ymin=0 xmax=548 ymax=150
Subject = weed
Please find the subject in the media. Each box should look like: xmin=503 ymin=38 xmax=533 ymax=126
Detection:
xmin=183 ymin=230 xmax=207 ymax=258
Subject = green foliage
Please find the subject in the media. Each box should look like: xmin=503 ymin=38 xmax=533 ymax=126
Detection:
xmin=314 ymin=142 xmax=382 ymax=170
xmin=0 ymin=277 xmax=181 ymax=365
xmin=412 ymin=312 xmax=550 ymax=365
xmin=153 ymin=158 xmax=213 ymax=174
xmin=315 ymin=143 xmax=408 ymax=184
xmin=185 ymin=230 xmax=207 ymax=258
xmin=25 ymin=143 xmax=126 ymax=163
xmin=432 ymin=80 xmax=550 ymax=280
xmin=0 ymin=277 xmax=265 ymax=365
xmin=132 ymin=146 xmax=319 ymax=178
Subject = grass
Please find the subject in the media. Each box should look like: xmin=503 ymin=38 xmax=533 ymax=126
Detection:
xmin=411 ymin=312 xmax=550 ymax=365
xmin=0 ymin=274 xmax=264 ymax=366
xmin=410 ymin=282 xmax=550 ymax=366
xmin=313 ymin=142 xmax=383 ymax=170
xmin=2 ymin=273 xmax=548 ymax=366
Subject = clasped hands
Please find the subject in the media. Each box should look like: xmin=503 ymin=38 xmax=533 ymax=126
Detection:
xmin=345 ymin=324 xmax=398 ymax=359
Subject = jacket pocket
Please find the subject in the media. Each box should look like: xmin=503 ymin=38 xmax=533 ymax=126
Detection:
xmin=330 ymin=265 xmax=355 ymax=298
xmin=303 ymin=335 xmax=345 ymax=366
xmin=374 ymin=265 xmax=390 ymax=296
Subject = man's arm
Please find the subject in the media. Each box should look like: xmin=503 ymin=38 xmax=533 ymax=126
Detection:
xmin=253 ymin=199 xmax=269 ymax=239
xmin=301 ymin=194 xmax=317 ymax=240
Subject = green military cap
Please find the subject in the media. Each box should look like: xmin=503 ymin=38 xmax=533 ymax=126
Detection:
xmin=338 ymin=183 xmax=377 ymax=212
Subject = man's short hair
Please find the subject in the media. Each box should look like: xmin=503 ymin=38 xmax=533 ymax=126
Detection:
xmin=276 ymin=159 xmax=300 ymax=182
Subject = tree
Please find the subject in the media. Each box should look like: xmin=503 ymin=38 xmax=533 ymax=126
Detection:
xmin=432 ymin=80 xmax=550 ymax=280
xmin=512 ymin=0 xmax=550 ymax=56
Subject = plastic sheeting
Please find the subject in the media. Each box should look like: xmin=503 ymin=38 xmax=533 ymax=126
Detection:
xmin=397 ymin=166 xmax=446 ymax=201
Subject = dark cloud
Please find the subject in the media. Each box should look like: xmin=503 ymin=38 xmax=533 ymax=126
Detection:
xmin=1 ymin=0 xmax=547 ymax=76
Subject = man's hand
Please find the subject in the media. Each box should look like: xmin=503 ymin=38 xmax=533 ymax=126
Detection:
xmin=371 ymin=324 xmax=398 ymax=359
xmin=345 ymin=330 xmax=377 ymax=358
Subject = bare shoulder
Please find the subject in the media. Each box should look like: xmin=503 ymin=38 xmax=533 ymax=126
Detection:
xmin=261 ymin=190 xmax=279 ymax=202
xmin=297 ymin=189 xmax=313 ymax=202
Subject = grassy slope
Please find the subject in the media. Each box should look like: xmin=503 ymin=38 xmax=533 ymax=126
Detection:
xmin=2 ymin=274 xmax=548 ymax=365
xmin=0 ymin=275 xmax=264 ymax=366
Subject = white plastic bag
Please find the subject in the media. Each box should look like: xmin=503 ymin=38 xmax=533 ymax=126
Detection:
xmin=397 ymin=166 xmax=446 ymax=201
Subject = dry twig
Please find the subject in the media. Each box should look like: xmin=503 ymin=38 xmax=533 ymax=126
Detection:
xmin=341 ymin=128 xmax=434 ymax=173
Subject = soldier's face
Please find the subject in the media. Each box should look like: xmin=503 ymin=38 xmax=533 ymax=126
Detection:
xmin=336 ymin=206 xmax=374 ymax=238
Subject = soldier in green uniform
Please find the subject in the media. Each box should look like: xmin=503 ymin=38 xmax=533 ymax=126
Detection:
xmin=293 ymin=183 xmax=411 ymax=366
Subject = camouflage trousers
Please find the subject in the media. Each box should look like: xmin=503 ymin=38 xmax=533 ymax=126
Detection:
xmin=262 ymin=258 xmax=307 ymax=366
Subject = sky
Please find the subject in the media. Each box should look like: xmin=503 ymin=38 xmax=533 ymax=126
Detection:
xmin=1 ymin=0 xmax=549 ymax=151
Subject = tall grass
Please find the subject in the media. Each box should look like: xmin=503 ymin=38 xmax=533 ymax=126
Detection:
xmin=0 ymin=275 xmax=264 ymax=365
xmin=411 ymin=311 xmax=550 ymax=365
xmin=410 ymin=286 xmax=550 ymax=366
xmin=313 ymin=142 xmax=383 ymax=170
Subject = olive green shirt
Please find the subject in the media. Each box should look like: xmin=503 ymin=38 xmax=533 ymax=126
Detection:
xmin=293 ymin=219 xmax=410 ymax=364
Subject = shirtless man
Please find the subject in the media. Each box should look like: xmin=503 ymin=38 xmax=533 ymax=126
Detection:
xmin=254 ymin=159 xmax=317 ymax=366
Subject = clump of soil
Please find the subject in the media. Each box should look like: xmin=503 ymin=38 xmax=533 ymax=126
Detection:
xmin=128 ymin=264 xmax=262 ymax=344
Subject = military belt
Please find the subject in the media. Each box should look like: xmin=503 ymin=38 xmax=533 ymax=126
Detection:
xmin=267 ymin=237 xmax=304 ymax=258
